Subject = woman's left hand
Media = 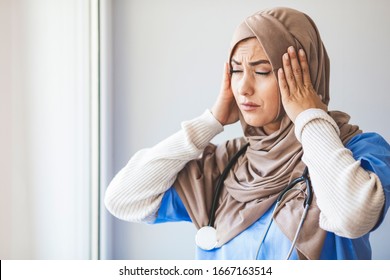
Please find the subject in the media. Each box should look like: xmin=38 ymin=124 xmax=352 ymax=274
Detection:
xmin=278 ymin=46 xmax=327 ymax=122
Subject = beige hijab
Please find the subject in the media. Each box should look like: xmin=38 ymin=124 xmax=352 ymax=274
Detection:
xmin=174 ymin=7 xmax=361 ymax=259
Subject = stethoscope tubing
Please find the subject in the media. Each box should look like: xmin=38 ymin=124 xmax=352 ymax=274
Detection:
xmin=285 ymin=203 xmax=310 ymax=260
xmin=208 ymin=143 xmax=249 ymax=227
xmin=255 ymin=167 xmax=312 ymax=259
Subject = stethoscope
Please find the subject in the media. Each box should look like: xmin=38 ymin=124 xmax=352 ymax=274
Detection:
xmin=195 ymin=143 xmax=313 ymax=260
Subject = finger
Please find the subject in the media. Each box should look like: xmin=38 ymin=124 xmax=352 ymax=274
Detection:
xmin=288 ymin=46 xmax=304 ymax=87
xmin=282 ymin=52 xmax=297 ymax=92
xmin=225 ymin=61 xmax=230 ymax=77
xmin=298 ymin=49 xmax=312 ymax=87
xmin=278 ymin=68 xmax=290 ymax=100
xmin=220 ymin=62 xmax=231 ymax=92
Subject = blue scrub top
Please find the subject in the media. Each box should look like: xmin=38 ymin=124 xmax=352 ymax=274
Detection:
xmin=153 ymin=133 xmax=390 ymax=260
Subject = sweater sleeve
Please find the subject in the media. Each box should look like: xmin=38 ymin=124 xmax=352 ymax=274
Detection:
xmin=294 ymin=109 xmax=385 ymax=238
xmin=104 ymin=110 xmax=224 ymax=223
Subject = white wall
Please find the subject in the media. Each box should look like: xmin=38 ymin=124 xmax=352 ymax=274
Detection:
xmin=0 ymin=0 xmax=91 ymax=259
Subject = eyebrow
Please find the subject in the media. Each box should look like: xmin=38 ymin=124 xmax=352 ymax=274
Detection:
xmin=231 ymin=58 xmax=271 ymax=66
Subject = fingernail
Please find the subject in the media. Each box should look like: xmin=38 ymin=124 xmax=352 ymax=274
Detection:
xmin=299 ymin=49 xmax=305 ymax=56
xmin=288 ymin=46 xmax=295 ymax=53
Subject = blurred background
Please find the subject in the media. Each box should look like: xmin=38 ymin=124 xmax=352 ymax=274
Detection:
xmin=1 ymin=0 xmax=389 ymax=259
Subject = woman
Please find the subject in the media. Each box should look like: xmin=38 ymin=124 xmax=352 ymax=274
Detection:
xmin=105 ymin=7 xmax=390 ymax=259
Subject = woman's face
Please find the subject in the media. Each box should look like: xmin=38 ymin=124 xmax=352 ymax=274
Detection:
xmin=230 ymin=38 xmax=281 ymax=134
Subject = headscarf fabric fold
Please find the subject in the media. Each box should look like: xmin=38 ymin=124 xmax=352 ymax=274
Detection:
xmin=174 ymin=7 xmax=361 ymax=259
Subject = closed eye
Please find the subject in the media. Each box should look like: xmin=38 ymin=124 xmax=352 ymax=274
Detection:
xmin=230 ymin=69 xmax=271 ymax=76
xmin=230 ymin=69 xmax=243 ymax=75
xmin=255 ymin=71 xmax=271 ymax=76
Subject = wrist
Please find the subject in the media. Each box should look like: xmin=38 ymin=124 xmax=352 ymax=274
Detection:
xmin=210 ymin=108 xmax=225 ymax=126
xmin=294 ymin=108 xmax=339 ymax=142
xmin=182 ymin=110 xmax=224 ymax=149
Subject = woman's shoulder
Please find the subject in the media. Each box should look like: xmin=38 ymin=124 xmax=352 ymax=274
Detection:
xmin=347 ymin=132 xmax=390 ymax=183
xmin=346 ymin=132 xmax=390 ymax=152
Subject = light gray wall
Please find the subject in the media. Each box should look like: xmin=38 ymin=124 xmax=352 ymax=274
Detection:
xmin=109 ymin=0 xmax=390 ymax=259
xmin=0 ymin=0 xmax=91 ymax=259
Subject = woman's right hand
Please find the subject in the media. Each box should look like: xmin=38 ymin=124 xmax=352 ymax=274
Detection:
xmin=211 ymin=62 xmax=240 ymax=126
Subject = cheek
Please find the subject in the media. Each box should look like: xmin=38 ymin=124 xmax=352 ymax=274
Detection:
xmin=231 ymin=79 xmax=240 ymax=100
xmin=256 ymin=78 xmax=279 ymax=105
xmin=264 ymin=87 xmax=280 ymax=107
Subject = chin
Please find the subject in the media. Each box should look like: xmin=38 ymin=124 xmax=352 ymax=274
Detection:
xmin=242 ymin=115 xmax=266 ymax=128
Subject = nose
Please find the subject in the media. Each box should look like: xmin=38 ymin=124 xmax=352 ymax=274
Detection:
xmin=237 ymin=72 xmax=255 ymax=96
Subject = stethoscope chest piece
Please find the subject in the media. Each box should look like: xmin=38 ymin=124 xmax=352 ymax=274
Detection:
xmin=195 ymin=226 xmax=217 ymax=251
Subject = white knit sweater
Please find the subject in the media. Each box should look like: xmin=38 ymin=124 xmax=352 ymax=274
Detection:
xmin=104 ymin=109 xmax=384 ymax=238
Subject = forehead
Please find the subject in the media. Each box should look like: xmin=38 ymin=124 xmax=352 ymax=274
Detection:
xmin=231 ymin=37 xmax=268 ymax=60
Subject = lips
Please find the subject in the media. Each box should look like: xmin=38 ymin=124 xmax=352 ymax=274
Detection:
xmin=240 ymin=101 xmax=260 ymax=111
